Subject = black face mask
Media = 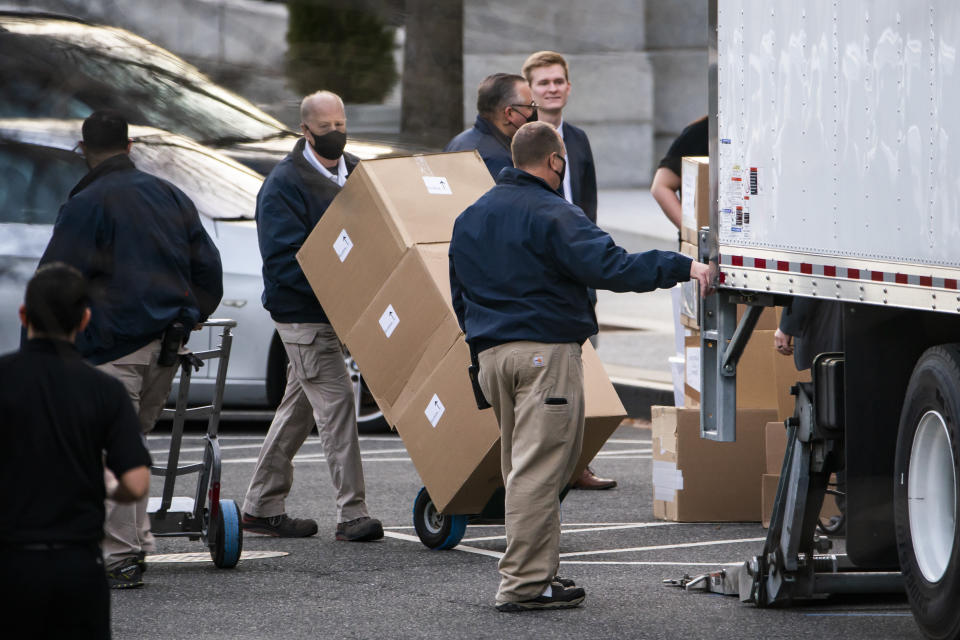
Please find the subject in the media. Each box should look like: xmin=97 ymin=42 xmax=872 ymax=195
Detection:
xmin=552 ymin=154 xmax=566 ymax=185
xmin=508 ymin=106 xmax=538 ymax=128
xmin=306 ymin=127 xmax=347 ymax=160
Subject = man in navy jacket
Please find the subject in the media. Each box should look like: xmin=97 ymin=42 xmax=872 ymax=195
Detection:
xmin=449 ymin=122 xmax=711 ymax=612
xmin=39 ymin=110 xmax=223 ymax=588
xmin=445 ymin=73 xmax=537 ymax=179
xmin=523 ymin=50 xmax=615 ymax=490
xmin=241 ymin=91 xmax=383 ymax=543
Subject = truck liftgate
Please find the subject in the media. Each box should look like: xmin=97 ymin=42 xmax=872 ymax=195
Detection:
xmin=698 ymin=2 xmax=960 ymax=638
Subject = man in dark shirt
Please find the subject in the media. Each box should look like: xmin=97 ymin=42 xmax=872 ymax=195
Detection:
xmin=449 ymin=122 xmax=711 ymax=612
xmin=39 ymin=110 xmax=223 ymax=587
xmin=651 ymin=115 xmax=708 ymax=230
xmin=445 ymin=73 xmax=537 ymax=179
xmin=0 ymin=264 xmax=151 ymax=639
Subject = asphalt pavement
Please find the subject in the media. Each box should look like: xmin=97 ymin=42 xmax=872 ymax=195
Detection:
xmin=113 ymin=191 xmax=922 ymax=638
xmin=120 ymin=423 xmax=921 ymax=640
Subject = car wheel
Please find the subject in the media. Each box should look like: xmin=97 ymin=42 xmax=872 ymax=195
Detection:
xmin=266 ymin=332 xmax=390 ymax=433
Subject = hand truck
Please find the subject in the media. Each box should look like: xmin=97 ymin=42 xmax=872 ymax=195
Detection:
xmin=147 ymin=319 xmax=243 ymax=568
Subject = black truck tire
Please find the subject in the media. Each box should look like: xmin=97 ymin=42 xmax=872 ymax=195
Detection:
xmin=894 ymin=344 xmax=960 ymax=640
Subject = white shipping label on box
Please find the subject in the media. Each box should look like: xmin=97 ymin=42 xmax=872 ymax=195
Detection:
xmin=652 ymin=459 xmax=684 ymax=502
xmin=422 ymin=176 xmax=453 ymax=195
xmin=424 ymin=394 xmax=445 ymax=427
xmin=378 ymin=304 xmax=399 ymax=338
xmin=685 ymin=345 xmax=701 ymax=393
xmin=333 ymin=229 xmax=353 ymax=262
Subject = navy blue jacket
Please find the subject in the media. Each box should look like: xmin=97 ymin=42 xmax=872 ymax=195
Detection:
xmin=257 ymin=138 xmax=358 ymax=323
xmin=40 ymin=154 xmax=223 ymax=365
xmin=444 ymin=115 xmax=513 ymax=179
xmin=562 ymin=122 xmax=598 ymax=224
xmin=449 ymin=168 xmax=692 ymax=350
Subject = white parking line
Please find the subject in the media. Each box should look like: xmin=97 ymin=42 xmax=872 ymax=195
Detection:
xmin=462 ymin=521 xmax=679 ymax=543
xmin=385 ymin=529 xmax=760 ymax=568
xmin=593 ymin=448 xmax=651 ymax=455
xmin=383 ymin=531 xmax=504 ymax=559
xmin=559 ymin=537 xmax=766 ymax=558
xmin=217 ymin=454 xmax=410 ymax=464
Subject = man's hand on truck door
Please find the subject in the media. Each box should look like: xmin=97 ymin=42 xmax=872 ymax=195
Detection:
xmin=690 ymin=260 xmax=714 ymax=297
xmin=774 ymin=328 xmax=794 ymax=356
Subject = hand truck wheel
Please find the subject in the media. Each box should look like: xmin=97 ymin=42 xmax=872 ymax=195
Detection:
xmin=412 ymin=487 xmax=468 ymax=550
xmin=209 ymin=499 xmax=243 ymax=568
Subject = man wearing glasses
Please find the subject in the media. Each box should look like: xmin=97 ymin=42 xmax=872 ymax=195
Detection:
xmin=445 ymin=73 xmax=538 ymax=179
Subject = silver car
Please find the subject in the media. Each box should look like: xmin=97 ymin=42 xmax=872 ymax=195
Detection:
xmin=0 ymin=118 xmax=387 ymax=429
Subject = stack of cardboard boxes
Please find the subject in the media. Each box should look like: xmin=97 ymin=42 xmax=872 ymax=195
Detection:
xmin=653 ymin=156 xmax=818 ymax=524
xmin=296 ymin=151 xmax=627 ymax=516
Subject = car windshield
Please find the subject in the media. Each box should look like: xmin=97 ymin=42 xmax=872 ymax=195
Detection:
xmin=0 ymin=17 xmax=293 ymax=145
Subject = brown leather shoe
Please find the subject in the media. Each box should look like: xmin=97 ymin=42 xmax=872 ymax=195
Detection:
xmin=572 ymin=466 xmax=617 ymax=490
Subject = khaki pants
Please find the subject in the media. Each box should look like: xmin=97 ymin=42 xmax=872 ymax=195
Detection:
xmin=243 ymin=322 xmax=368 ymax=523
xmin=98 ymin=340 xmax=178 ymax=570
xmin=478 ymin=341 xmax=585 ymax=604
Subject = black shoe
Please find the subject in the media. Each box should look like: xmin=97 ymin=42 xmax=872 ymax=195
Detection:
xmin=496 ymin=585 xmax=586 ymax=612
xmin=137 ymin=551 xmax=147 ymax=574
xmin=553 ymin=575 xmax=575 ymax=588
xmin=335 ymin=516 xmax=384 ymax=542
xmin=107 ymin=562 xmax=144 ymax=589
xmin=242 ymin=512 xmax=318 ymax=537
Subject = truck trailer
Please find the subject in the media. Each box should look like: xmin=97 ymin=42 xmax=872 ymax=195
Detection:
xmin=701 ymin=2 xmax=960 ymax=638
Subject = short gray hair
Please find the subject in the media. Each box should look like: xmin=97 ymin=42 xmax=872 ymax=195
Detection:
xmin=300 ymin=90 xmax=345 ymax=122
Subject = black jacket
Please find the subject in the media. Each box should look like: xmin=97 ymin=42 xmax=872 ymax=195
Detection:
xmin=40 ymin=154 xmax=223 ymax=365
xmin=562 ymin=122 xmax=598 ymax=224
xmin=256 ymin=138 xmax=359 ymax=323
xmin=779 ymin=298 xmax=844 ymax=371
xmin=449 ymin=168 xmax=692 ymax=350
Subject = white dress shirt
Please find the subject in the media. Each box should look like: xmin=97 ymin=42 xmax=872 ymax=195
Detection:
xmin=558 ymin=121 xmax=572 ymax=204
xmin=303 ymin=143 xmax=347 ymax=187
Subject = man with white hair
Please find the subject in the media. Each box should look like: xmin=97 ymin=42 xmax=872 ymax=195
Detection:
xmin=241 ymin=91 xmax=383 ymax=542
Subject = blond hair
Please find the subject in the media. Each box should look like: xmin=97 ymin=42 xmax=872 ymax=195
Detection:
xmin=521 ymin=51 xmax=570 ymax=84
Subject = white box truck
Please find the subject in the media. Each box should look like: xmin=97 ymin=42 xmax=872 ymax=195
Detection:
xmin=701 ymin=2 xmax=960 ymax=637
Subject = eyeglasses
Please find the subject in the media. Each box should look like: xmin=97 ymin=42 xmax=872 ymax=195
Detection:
xmin=508 ymin=102 xmax=538 ymax=111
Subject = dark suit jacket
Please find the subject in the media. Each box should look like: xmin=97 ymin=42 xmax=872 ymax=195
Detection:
xmin=562 ymin=122 xmax=598 ymax=224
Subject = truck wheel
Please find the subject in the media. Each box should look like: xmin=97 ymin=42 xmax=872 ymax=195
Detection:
xmin=412 ymin=487 xmax=467 ymax=550
xmin=895 ymin=345 xmax=960 ymax=639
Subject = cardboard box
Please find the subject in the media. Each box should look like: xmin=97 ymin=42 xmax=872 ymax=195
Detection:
xmin=737 ymin=304 xmax=778 ymax=331
xmin=684 ymin=330 xmax=780 ymax=410
xmin=761 ymin=473 xmax=841 ymax=528
xmin=681 ymin=156 xmax=709 ymax=245
xmin=395 ymin=339 xmax=627 ymax=515
xmin=297 ymin=151 xmax=494 ymax=338
xmin=764 ymin=420 xmax=787 ymax=475
xmin=343 ymin=244 xmax=462 ymax=421
xmin=652 ymin=406 xmax=778 ymax=522
xmin=773 ymin=354 xmax=811 ymax=421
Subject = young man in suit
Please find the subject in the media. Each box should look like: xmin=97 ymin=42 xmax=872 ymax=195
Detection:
xmin=521 ymin=51 xmax=597 ymax=224
xmin=522 ymin=51 xmax=613 ymax=491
